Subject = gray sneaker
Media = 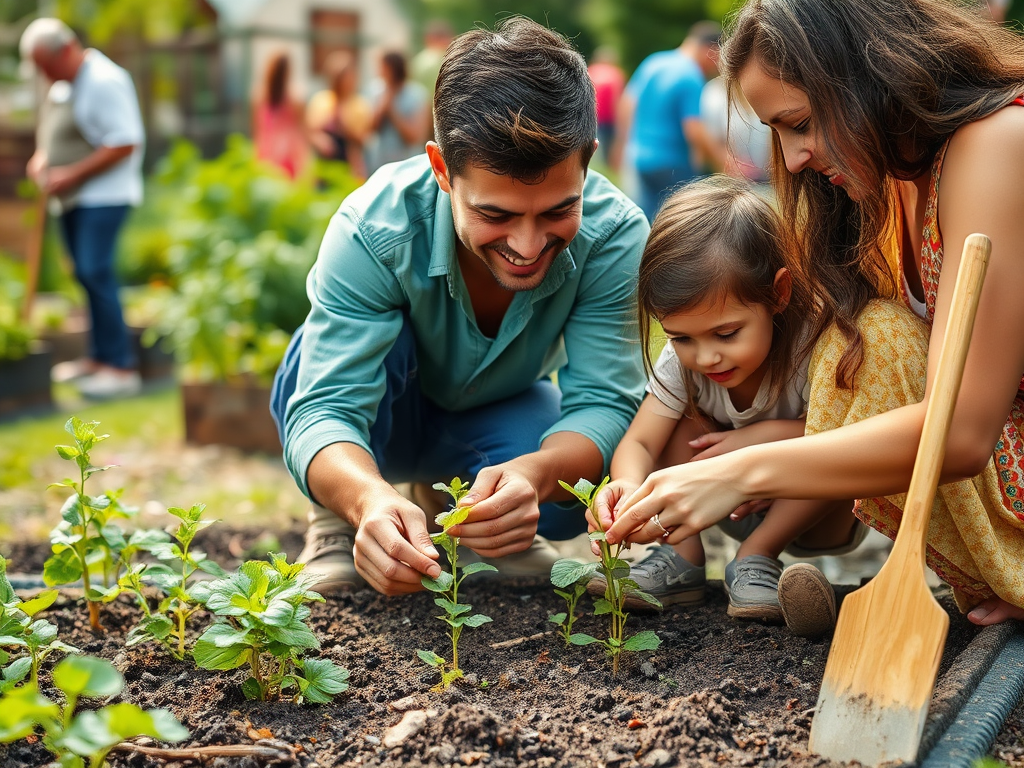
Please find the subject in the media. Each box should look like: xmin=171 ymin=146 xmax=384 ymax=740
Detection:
xmin=724 ymin=554 xmax=784 ymax=622
xmin=297 ymin=522 xmax=366 ymax=594
xmin=778 ymin=563 xmax=836 ymax=638
xmin=587 ymin=544 xmax=706 ymax=611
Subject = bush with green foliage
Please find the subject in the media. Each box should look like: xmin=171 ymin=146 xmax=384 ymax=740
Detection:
xmin=115 ymin=136 xmax=360 ymax=383
xmin=0 ymin=655 xmax=187 ymax=768
xmin=193 ymin=552 xmax=349 ymax=703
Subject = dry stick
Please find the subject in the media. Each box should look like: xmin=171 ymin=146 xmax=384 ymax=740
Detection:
xmin=490 ymin=630 xmax=552 ymax=649
xmin=111 ymin=742 xmax=294 ymax=761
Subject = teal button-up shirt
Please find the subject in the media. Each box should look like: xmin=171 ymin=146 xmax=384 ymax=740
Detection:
xmin=283 ymin=155 xmax=649 ymax=497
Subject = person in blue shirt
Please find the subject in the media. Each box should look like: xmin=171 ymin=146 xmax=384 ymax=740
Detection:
xmin=614 ymin=22 xmax=724 ymax=221
xmin=271 ymin=17 xmax=650 ymax=596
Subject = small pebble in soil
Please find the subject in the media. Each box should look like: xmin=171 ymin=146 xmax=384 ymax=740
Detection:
xmin=591 ymin=691 xmax=615 ymax=712
xmin=642 ymin=748 xmax=674 ymax=767
xmin=364 ymin=735 xmax=381 ymax=746
xmin=612 ymin=707 xmax=631 ymax=722
xmin=641 ymin=661 xmax=657 ymax=678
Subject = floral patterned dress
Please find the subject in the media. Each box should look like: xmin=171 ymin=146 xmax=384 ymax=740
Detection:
xmin=804 ymin=136 xmax=1024 ymax=611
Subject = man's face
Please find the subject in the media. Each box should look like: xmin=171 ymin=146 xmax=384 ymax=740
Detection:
xmin=431 ymin=149 xmax=587 ymax=292
xmin=31 ymin=43 xmax=75 ymax=82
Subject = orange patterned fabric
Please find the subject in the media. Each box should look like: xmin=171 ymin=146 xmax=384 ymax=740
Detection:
xmin=806 ymin=140 xmax=1024 ymax=612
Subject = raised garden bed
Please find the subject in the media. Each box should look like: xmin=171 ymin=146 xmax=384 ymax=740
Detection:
xmin=0 ymin=343 xmax=53 ymax=420
xmin=181 ymin=380 xmax=280 ymax=454
xmin=0 ymin=525 xmax=993 ymax=768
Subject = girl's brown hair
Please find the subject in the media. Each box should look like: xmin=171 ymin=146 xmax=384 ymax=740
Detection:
xmin=721 ymin=0 xmax=1024 ymax=388
xmin=263 ymin=51 xmax=290 ymax=109
xmin=638 ymin=175 xmax=813 ymax=426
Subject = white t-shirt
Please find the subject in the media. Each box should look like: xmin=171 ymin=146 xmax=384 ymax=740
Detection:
xmin=646 ymin=341 xmax=811 ymax=428
xmin=65 ymin=49 xmax=145 ymax=207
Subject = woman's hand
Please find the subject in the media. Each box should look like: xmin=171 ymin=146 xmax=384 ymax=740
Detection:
xmin=605 ymin=455 xmax=751 ymax=546
xmin=588 ymin=479 xmax=639 ymax=555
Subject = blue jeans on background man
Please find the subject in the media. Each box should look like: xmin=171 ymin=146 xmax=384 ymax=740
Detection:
xmin=59 ymin=205 xmax=135 ymax=369
xmin=271 ymin=321 xmax=587 ymax=541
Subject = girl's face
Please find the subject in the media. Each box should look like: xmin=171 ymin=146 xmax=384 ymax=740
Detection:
xmin=737 ymin=57 xmax=863 ymax=200
xmin=661 ymin=293 xmax=776 ymax=399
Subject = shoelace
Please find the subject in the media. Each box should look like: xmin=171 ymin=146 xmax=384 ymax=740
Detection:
xmin=636 ymin=546 xmax=680 ymax=576
xmin=732 ymin=559 xmax=780 ymax=590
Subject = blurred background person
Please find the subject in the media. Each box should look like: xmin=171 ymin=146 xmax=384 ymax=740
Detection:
xmin=306 ymin=51 xmax=371 ymax=180
xmin=411 ymin=19 xmax=454 ymax=103
xmin=366 ymin=50 xmax=429 ymax=173
xmin=614 ymin=21 xmax=723 ymax=221
xmin=20 ymin=18 xmax=144 ymax=399
xmin=587 ymin=46 xmax=625 ymax=168
xmin=252 ymin=51 xmax=306 ymax=179
xmin=699 ymin=75 xmax=771 ymax=187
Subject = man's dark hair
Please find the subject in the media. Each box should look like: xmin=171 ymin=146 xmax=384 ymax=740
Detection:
xmin=381 ymin=51 xmax=407 ymax=84
xmin=433 ymin=16 xmax=597 ymax=180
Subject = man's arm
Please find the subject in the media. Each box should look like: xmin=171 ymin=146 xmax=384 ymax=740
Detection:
xmin=43 ymin=144 xmax=134 ymax=196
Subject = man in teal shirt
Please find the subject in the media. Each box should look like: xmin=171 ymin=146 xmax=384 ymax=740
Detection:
xmin=272 ymin=17 xmax=648 ymax=596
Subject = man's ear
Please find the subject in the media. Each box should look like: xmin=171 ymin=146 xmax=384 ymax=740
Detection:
xmin=773 ymin=267 xmax=792 ymax=313
xmin=426 ymin=142 xmax=452 ymax=194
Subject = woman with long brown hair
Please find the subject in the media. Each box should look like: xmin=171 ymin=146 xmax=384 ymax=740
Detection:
xmin=604 ymin=0 xmax=1024 ymax=629
xmin=253 ymin=51 xmax=306 ymax=178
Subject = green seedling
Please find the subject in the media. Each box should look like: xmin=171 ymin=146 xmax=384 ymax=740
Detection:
xmin=44 ymin=417 xmax=139 ymax=631
xmin=0 ymin=556 xmax=78 ymax=690
xmin=556 ymin=477 xmax=661 ymax=675
xmin=193 ymin=553 xmax=348 ymax=703
xmin=0 ymin=654 xmax=188 ymax=768
xmin=114 ymin=504 xmax=227 ymax=660
xmin=548 ymin=564 xmax=590 ymax=645
xmin=417 ymin=477 xmax=496 ymax=689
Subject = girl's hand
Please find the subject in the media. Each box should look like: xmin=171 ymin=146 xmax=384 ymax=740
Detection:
xmin=605 ymin=456 xmax=749 ymax=546
xmin=589 ymin=479 xmax=639 ymax=555
xmin=689 ymin=419 xmax=805 ymax=461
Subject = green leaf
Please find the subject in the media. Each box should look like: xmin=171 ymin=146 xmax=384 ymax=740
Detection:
xmin=193 ymin=624 xmax=253 ymax=670
xmin=434 ymin=598 xmax=472 ymax=616
xmin=53 ymin=656 xmax=124 ymax=698
xmin=568 ymin=633 xmax=601 ymax=646
xmin=435 ymin=504 xmax=471 ymax=531
xmin=628 ymin=590 xmax=663 ymax=610
xmin=241 ymin=676 xmax=264 ymax=701
xmin=0 ymin=683 xmax=60 ymax=741
xmin=0 ymin=556 xmax=16 ymax=604
xmin=461 ymin=613 xmax=492 ymax=628
xmin=59 ymin=495 xmax=85 ymax=527
xmin=421 ymin=570 xmax=454 ymax=593
xmin=548 ymin=612 xmax=567 ymax=625
xmin=1 ymin=657 xmax=32 ymax=692
xmin=460 ymin=562 xmax=498 ymax=576
xmin=43 ymin=549 xmax=83 ymax=587
xmin=622 ymin=631 xmax=662 ymax=652
xmin=593 ymin=598 xmax=613 ymax=616
xmin=297 ymin=658 xmax=349 ymax=703
xmin=97 ymin=703 xmax=188 ymax=741
xmin=25 ymin=619 xmax=58 ymax=648
xmin=196 ymin=558 xmax=229 ymax=578
xmin=264 ymin=619 xmax=319 ymax=651
xmin=416 ymin=649 xmax=444 ymax=667
xmin=608 ymin=637 xmax=622 ymax=648
xmin=608 ymin=558 xmax=632 ymax=579
xmin=550 ymin=558 xmax=598 ymax=588
xmin=55 ymin=445 xmax=81 ymax=461
xmin=17 ymin=590 xmax=58 ymax=617
xmin=589 ymin=531 xmax=607 ymax=542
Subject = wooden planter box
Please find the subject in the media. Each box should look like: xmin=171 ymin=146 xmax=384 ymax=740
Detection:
xmin=0 ymin=343 xmax=54 ymax=420
xmin=181 ymin=380 xmax=281 ymax=454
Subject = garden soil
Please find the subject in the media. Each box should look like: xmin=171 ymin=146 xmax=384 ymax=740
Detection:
xmin=0 ymin=525 xmax=1014 ymax=768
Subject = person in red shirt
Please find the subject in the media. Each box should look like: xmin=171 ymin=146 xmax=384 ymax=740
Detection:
xmin=587 ymin=47 xmax=625 ymax=167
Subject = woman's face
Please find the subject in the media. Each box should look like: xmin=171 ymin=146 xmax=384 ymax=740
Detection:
xmin=737 ymin=57 xmax=863 ymax=199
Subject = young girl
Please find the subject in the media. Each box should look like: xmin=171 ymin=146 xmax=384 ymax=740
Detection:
xmin=593 ymin=176 xmax=855 ymax=634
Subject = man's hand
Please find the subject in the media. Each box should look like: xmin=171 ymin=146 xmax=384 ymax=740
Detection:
xmin=26 ymin=152 xmax=48 ymax=186
xmin=351 ymin=495 xmax=442 ymax=595
xmin=43 ymin=165 xmax=82 ymax=196
xmin=589 ymin=478 xmax=639 ymax=555
xmin=446 ymin=464 xmax=541 ymax=558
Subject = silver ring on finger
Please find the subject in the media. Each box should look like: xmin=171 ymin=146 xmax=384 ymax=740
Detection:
xmin=651 ymin=514 xmax=671 ymax=538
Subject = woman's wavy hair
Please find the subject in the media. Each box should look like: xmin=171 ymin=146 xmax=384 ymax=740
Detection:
xmin=638 ymin=175 xmax=813 ymax=427
xmin=721 ymin=0 xmax=1024 ymax=388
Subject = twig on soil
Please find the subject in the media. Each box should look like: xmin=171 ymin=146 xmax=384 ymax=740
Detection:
xmin=111 ymin=741 xmax=295 ymax=761
xmin=490 ymin=630 xmax=552 ymax=649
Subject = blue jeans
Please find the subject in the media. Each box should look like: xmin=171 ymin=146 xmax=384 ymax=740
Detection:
xmin=59 ymin=205 xmax=135 ymax=369
xmin=636 ymin=166 xmax=692 ymax=223
xmin=271 ymin=322 xmax=587 ymax=540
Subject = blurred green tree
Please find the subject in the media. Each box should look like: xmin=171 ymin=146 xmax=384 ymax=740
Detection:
xmin=52 ymin=0 xmax=210 ymax=44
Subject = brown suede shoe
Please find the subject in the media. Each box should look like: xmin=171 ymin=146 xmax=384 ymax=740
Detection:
xmin=778 ymin=563 xmax=837 ymax=638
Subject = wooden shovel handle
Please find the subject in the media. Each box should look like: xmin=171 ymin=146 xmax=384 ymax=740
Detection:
xmin=892 ymin=233 xmax=991 ymax=559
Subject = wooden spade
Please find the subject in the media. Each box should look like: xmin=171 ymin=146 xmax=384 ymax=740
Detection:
xmin=20 ymin=193 xmax=48 ymax=322
xmin=808 ymin=233 xmax=991 ymax=766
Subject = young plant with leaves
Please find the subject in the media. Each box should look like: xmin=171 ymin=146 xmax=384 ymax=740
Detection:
xmin=417 ymin=477 xmax=496 ymax=689
xmin=547 ymin=562 xmax=591 ymax=645
xmin=193 ymin=553 xmax=348 ymax=703
xmin=0 ymin=556 xmax=78 ymax=691
xmin=114 ymin=504 xmax=227 ymax=660
xmin=556 ymin=478 xmax=661 ymax=675
xmin=0 ymin=655 xmax=188 ymax=768
xmin=44 ymin=417 xmax=138 ymax=630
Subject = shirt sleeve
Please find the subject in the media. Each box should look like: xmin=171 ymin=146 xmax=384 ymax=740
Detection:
xmin=282 ymin=207 xmax=406 ymax=498
xmin=645 ymin=342 xmax=689 ymax=416
xmin=75 ymin=68 xmax=144 ymax=149
xmin=540 ymin=207 xmax=650 ymax=469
